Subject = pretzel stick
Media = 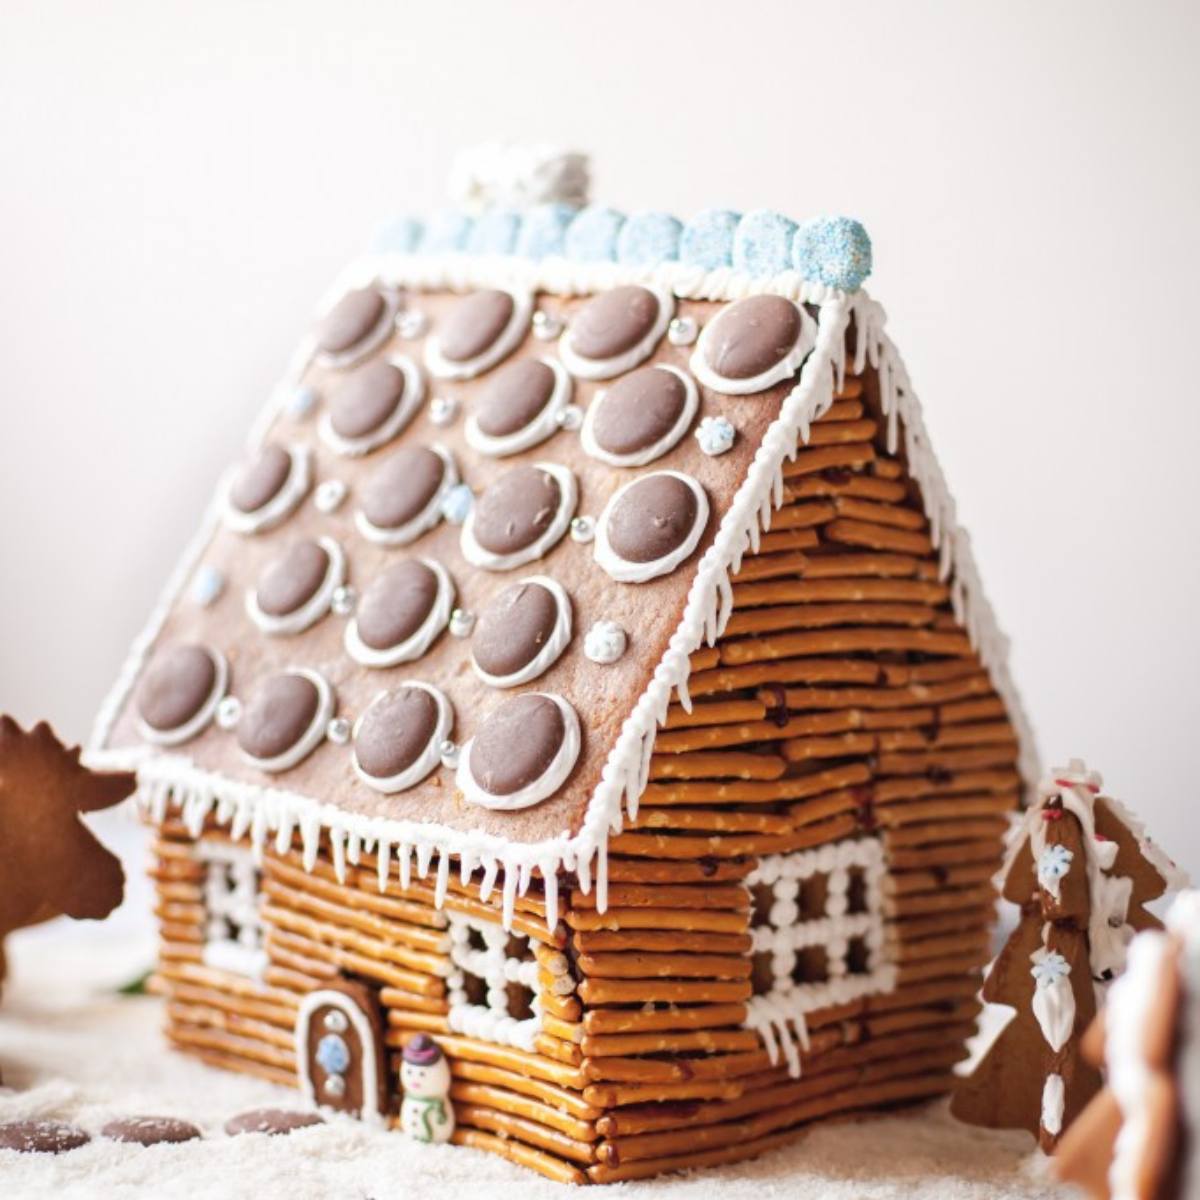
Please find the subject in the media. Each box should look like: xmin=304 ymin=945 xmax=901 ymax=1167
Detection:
xmin=878 ymin=721 xmax=1017 ymax=751
xmin=541 ymin=1014 xmax=583 ymax=1045
xmin=582 ymin=1078 xmax=746 ymax=1109
xmin=583 ymin=1030 xmax=761 ymax=1059
xmin=688 ymin=657 xmax=882 ymax=697
xmin=689 ymin=646 xmax=719 ymax=671
xmin=786 ymin=788 xmax=863 ymax=827
xmin=647 ymin=751 xmax=785 ymax=781
xmin=166 ymin=981 xmax=297 ymax=1030
xmin=887 ymin=905 xmax=996 ymax=941
xmin=804 ymin=418 xmax=878 ymax=446
xmin=872 ymin=457 xmax=905 ymax=479
xmin=638 ymin=762 xmax=871 ymax=806
xmin=781 ymin=442 xmax=875 ymax=478
xmin=796 ymin=551 xmax=937 ymax=580
xmin=835 ymin=375 xmax=864 ymax=399
xmin=451 ymin=1126 xmax=587 ymax=1185
xmin=884 ymin=818 xmax=1011 ymax=850
xmin=730 ymin=548 xmax=815 ymax=582
xmin=734 ymin=577 xmax=949 ymax=608
xmin=663 ymin=699 xmax=767 ymax=729
xmin=884 ymin=883 xmax=998 ymax=917
xmin=607 ymin=814 xmax=858 ymax=859
xmin=538 ymin=991 xmax=582 ymax=1022
xmin=890 ymin=862 xmax=999 ymax=897
xmin=584 ymin=1046 xmax=772 ymax=1086
xmin=891 ymin=929 xmax=991 ymax=963
xmin=565 ymin=907 xmax=749 ymax=934
xmin=757 ymin=528 xmax=829 ymax=555
xmin=449 ymin=1081 xmax=596 ymax=1143
xmin=573 ymin=930 xmax=753 ymax=956
xmin=576 ymin=952 xmax=752 ymax=981
xmin=606 ymin=858 xmax=755 ymax=883
xmin=626 ymin=808 xmax=794 ymax=835
xmin=721 ymin=626 xmax=972 ymax=666
xmin=875 ymin=768 xmax=1021 ymax=802
xmin=782 ymin=732 xmax=878 ymax=763
xmin=569 ymin=883 xmax=750 ymax=910
xmin=862 ymin=976 xmax=982 ymax=1014
xmin=786 ymin=474 xmax=906 ymax=503
xmin=822 ymin=397 xmax=864 ymax=420
xmin=190 ymin=1048 xmax=296 ymax=1089
xmin=755 ymin=671 xmax=991 ymax=712
xmin=154 ymin=880 xmax=204 ymax=904
xmin=534 ymin=1033 xmax=582 ymax=1067
xmin=159 ymin=921 xmax=203 ymax=945
xmin=450 ymin=1059 xmax=601 ymax=1122
xmin=166 ymin=1019 xmax=295 ymax=1071
xmin=383 ymin=1010 xmax=450 ymax=1034
xmin=769 ymin=501 xmax=837 ymax=530
xmin=422 ymin=1032 xmax=587 ymax=1090
xmin=832 ymin=495 xmax=928 ymax=530
xmin=581 ymin=1002 xmax=748 ymax=1037
xmin=887 ymin=838 xmax=1006 ymax=869
xmin=876 ymin=745 xmax=1018 ymax=776
xmin=577 ymin=978 xmax=751 ymax=1007
xmin=724 ymin=601 xmax=938 ymax=637
xmin=898 ymin=952 xmax=989 ymax=986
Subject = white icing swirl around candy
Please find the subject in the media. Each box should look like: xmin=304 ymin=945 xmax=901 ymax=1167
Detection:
xmin=135 ymin=648 xmax=229 ymax=748
xmin=593 ymin=470 xmax=709 ymax=584
xmin=689 ymin=297 xmax=816 ymax=395
xmin=351 ymin=682 xmax=454 ymax=795
xmin=314 ymin=288 xmax=400 ymax=369
xmin=460 ymin=462 xmax=578 ymax=572
xmin=424 ymin=289 xmax=533 ymax=381
xmin=238 ymin=668 xmax=336 ymax=774
xmin=470 ymin=576 xmax=573 ymax=689
xmin=245 ymin=536 xmax=346 ymax=637
xmin=1030 ymin=946 xmax=1076 ymax=1052
xmin=464 ymin=359 xmax=574 ymax=458
xmin=354 ymin=445 xmax=459 ymax=548
xmin=579 ymin=365 xmax=699 ymax=468
xmin=318 ymin=357 xmax=425 ymax=457
xmin=557 ymin=283 xmax=675 ymax=380
xmin=343 ymin=559 xmax=455 ymax=669
xmin=222 ymin=445 xmax=312 ymax=535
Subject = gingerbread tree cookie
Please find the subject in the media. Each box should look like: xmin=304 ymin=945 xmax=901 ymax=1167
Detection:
xmin=1054 ymin=890 xmax=1200 ymax=1199
xmin=0 ymin=717 xmax=132 ymax=985
xmin=952 ymin=759 xmax=1185 ymax=1151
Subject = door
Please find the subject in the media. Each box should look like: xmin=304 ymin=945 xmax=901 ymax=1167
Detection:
xmin=295 ymin=980 xmax=386 ymax=1122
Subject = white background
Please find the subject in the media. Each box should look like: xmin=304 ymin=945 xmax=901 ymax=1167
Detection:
xmin=2 ymin=0 xmax=1198 ymax=885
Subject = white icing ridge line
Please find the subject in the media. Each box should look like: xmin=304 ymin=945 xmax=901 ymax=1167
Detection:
xmin=87 ymin=253 xmax=1037 ymax=934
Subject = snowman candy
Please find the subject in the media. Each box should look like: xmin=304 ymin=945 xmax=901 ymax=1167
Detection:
xmin=399 ymin=1034 xmax=454 ymax=1143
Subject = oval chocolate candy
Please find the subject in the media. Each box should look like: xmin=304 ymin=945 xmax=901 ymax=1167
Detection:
xmin=352 ymin=684 xmax=451 ymax=792
xmin=136 ymin=643 xmax=226 ymax=745
xmin=559 ymin=284 xmax=671 ymax=379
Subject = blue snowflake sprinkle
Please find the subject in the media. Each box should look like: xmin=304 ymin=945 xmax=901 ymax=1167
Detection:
xmin=1031 ymin=950 xmax=1071 ymax=989
xmin=1037 ymin=844 xmax=1075 ymax=888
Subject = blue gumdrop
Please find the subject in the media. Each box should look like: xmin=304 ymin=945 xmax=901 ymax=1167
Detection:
xmin=370 ymin=215 xmax=423 ymax=254
xmin=564 ymin=206 xmax=625 ymax=262
xmin=680 ymin=209 xmax=741 ymax=270
xmin=793 ymin=216 xmax=873 ymax=291
xmin=616 ymin=211 xmax=682 ymax=266
xmin=515 ymin=203 xmax=578 ymax=259
xmin=466 ymin=207 xmax=521 ymax=256
xmin=418 ymin=210 xmax=473 ymax=254
xmin=732 ymin=210 xmax=798 ymax=277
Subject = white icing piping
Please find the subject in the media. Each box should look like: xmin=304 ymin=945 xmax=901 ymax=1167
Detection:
xmin=88 ymin=253 xmax=1038 ymax=934
xmin=238 ymin=667 xmax=335 ymax=775
xmin=557 ymin=282 xmax=675 ymax=380
xmin=354 ymin=443 xmax=458 ymax=547
xmin=318 ymin=356 xmax=425 ymax=458
xmin=459 ymin=461 xmax=578 ymax=572
xmin=352 ymin=683 xmax=454 ymax=795
xmin=245 ymin=535 xmax=346 ymax=637
xmin=690 ymin=300 xmax=818 ymax=396
xmin=579 ymin=364 xmax=699 ymax=468
xmin=593 ymin=470 xmax=711 ymax=584
xmin=222 ymin=445 xmax=312 ymax=535
xmin=470 ymin=575 xmax=573 ymax=689
xmin=464 ymin=358 xmax=574 ymax=458
xmin=135 ymin=648 xmax=229 ymax=748
xmin=424 ymin=288 xmax=533 ymax=381
xmin=343 ymin=558 xmax=455 ymax=668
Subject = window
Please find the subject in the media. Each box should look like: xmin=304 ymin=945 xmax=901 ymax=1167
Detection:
xmin=445 ymin=913 xmax=541 ymax=1051
xmin=197 ymin=840 xmax=267 ymax=978
xmin=744 ymin=837 xmax=895 ymax=1077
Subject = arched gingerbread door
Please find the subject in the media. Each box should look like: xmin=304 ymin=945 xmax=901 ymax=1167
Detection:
xmin=295 ymin=980 xmax=386 ymax=1122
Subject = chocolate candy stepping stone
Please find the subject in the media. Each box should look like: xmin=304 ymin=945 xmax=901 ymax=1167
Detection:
xmin=225 ymin=443 xmax=310 ymax=533
xmin=224 ymin=1108 xmax=325 ymax=1137
xmin=314 ymin=286 xmax=395 ymax=366
xmin=345 ymin=558 xmax=453 ymax=667
xmin=457 ymin=692 xmax=580 ymax=810
xmin=356 ymin=445 xmax=456 ymax=546
xmin=321 ymin=359 xmax=422 ymax=456
xmin=581 ymin=364 xmax=698 ymax=467
xmin=462 ymin=463 xmax=577 ymax=571
xmin=596 ymin=471 xmax=710 ymax=583
xmin=135 ymin=643 xmax=227 ymax=747
xmin=559 ymin=284 xmax=672 ymax=379
xmin=247 ymin=537 xmax=344 ymax=636
xmin=426 ymin=288 xmax=529 ymax=379
xmin=0 ymin=1120 xmax=90 ymax=1154
xmin=101 ymin=1116 xmax=202 ymax=1146
xmin=465 ymin=358 xmax=573 ymax=457
xmin=471 ymin=577 xmax=572 ymax=688
xmin=691 ymin=294 xmax=812 ymax=394
xmin=352 ymin=683 xmax=452 ymax=793
xmin=237 ymin=669 xmax=333 ymax=773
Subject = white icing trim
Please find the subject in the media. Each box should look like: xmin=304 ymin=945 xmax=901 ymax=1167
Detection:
xmin=1030 ymin=945 xmax=1076 ymax=1052
xmin=222 ymin=446 xmax=312 ymax=535
xmin=460 ymin=461 xmax=578 ymax=572
xmin=354 ymin=444 xmax=458 ymax=547
xmin=343 ymin=558 xmax=455 ymax=668
xmin=295 ymin=987 xmax=385 ymax=1125
xmin=579 ymin=364 xmax=699 ymax=468
xmin=314 ymin=287 xmax=400 ymax=370
xmin=464 ymin=358 xmax=574 ymax=458
xmin=470 ymin=576 xmax=573 ymax=689
xmin=89 ymin=252 xmax=1039 ymax=933
xmin=238 ymin=667 xmax=334 ymax=774
xmin=689 ymin=298 xmax=817 ymax=395
xmin=1041 ymin=1073 xmax=1065 ymax=1137
xmin=352 ymin=683 xmax=453 ymax=795
xmin=456 ymin=694 xmax=580 ymax=812
xmin=196 ymin=839 xmax=266 ymax=980
xmin=245 ymin=536 xmax=345 ymax=637
xmin=557 ymin=282 xmax=675 ymax=380
xmin=318 ymin=357 xmax=425 ymax=457
xmin=424 ymin=288 xmax=533 ymax=380
xmin=593 ymin=469 xmax=710 ymax=583
xmin=135 ymin=648 xmax=228 ymax=747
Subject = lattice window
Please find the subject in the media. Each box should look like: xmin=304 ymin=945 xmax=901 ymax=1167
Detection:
xmin=197 ymin=840 xmax=267 ymax=978
xmin=743 ymin=837 xmax=895 ymax=1076
xmin=446 ymin=913 xmax=541 ymax=1051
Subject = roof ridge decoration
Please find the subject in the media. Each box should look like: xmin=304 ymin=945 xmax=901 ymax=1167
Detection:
xmin=88 ymin=190 xmax=1038 ymax=935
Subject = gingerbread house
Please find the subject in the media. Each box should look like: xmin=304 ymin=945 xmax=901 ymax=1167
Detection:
xmin=88 ymin=150 xmax=1038 ymax=1183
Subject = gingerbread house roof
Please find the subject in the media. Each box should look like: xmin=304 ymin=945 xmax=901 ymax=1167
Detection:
xmin=88 ymin=150 xmax=1038 ymax=927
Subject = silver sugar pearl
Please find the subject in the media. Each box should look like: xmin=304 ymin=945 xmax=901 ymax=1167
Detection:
xmin=190 ymin=565 xmax=225 ymax=607
xmin=429 ymin=395 xmax=459 ymax=427
xmin=315 ymin=479 xmax=347 ymax=512
xmin=286 ymin=384 xmax=318 ymax=418
xmin=326 ymin=717 xmax=351 ymax=745
xmin=216 ymin=696 xmax=242 ymax=730
xmin=556 ymin=404 xmax=583 ymax=431
xmin=668 ymin=316 xmax=699 ymax=346
xmin=531 ymin=310 xmax=563 ymax=340
xmin=449 ymin=608 xmax=475 ymax=637
xmin=323 ymin=1010 xmax=348 ymax=1032
xmin=396 ymin=309 xmax=428 ymax=339
xmin=570 ymin=515 xmax=595 ymax=544
xmin=439 ymin=739 xmax=461 ymax=769
xmin=331 ymin=584 xmax=358 ymax=616
xmin=323 ymin=1074 xmax=346 ymax=1097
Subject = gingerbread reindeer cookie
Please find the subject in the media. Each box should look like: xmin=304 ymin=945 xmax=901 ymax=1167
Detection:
xmin=952 ymin=760 xmax=1185 ymax=1151
xmin=0 ymin=717 xmax=132 ymax=987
